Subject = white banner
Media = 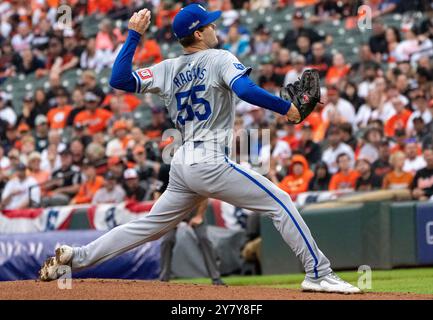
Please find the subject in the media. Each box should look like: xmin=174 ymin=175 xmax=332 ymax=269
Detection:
xmin=0 ymin=206 xmax=76 ymax=234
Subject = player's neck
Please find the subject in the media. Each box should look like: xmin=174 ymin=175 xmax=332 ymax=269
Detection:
xmin=183 ymin=42 xmax=210 ymax=54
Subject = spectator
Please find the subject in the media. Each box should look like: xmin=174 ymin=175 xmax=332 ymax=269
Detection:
xmin=79 ymin=70 xmax=105 ymax=101
xmin=411 ymin=145 xmax=433 ymax=201
xmin=106 ymin=120 xmax=131 ymax=157
xmin=70 ymin=138 xmax=85 ymax=167
xmin=355 ymin=89 xmax=384 ymax=129
xmin=223 ymin=24 xmax=250 ymax=58
xmin=0 ymin=41 xmax=16 ymax=83
xmin=11 ymin=22 xmax=33 ymax=53
xmin=123 ymin=168 xmax=147 ymax=202
xmin=92 ymin=171 xmax=126 ymax=204
xmin=358 ymin=127 xmax=383 ymax=163
xmin=17 ymin=93 xmax=39 ymax=129
xmin=70 ymin=159 xmax=104 ymax=205
xmin=259 ymin=127 xmax=291 ymax=170
xmin=325 ymin=52 xmax=350 ymax=86
xmin=308 ymin=161 xmax=331 ymax=191
xmin=95 ymin=18 xmax=116 ymax=52
xmin=33 ymin=88 xmax=49 ymax=116
xmin=322 ymin=126 xmax=355 ymax=174
xmin=339 ymin=122 xmax=357 ymax=152
xmin=74 ymin=91 xmax=113 ymax=134
xmin=295 ymin=123 xmax=321 ymax=165
xmin=283 ymin=9 xmax=325 ymax=51
xmin=273 ymin=48 xmax=292 ymax=78
xmin=0 ymin=92 xmax=17 ymax=126
xmin=40 ymin=143 xmax=61 ymax=174
xmin=14 ymin=48 xmax=45 ymax=75
xmin=133 ymin=34 xmax=163 ymax=67
xmin=0 ymin=145 xmax=10 ymax=172
xmin=19 ymin=135 xmax=36 ymax=165
xmin=328 ymin=153 xmax=359 ymax=191
xmin=85 ymin=142 xmax=106 ymax=167
xmin=67 ymin=88 xmax=86 ymax=126
xmin=143 ymin=106 xmax=173 ymax=140
xmin=278 ymin=155 xmax=313 ymax=197
xmin=258 ymin=56 xmax=284 ymax=92
xmin=384 ymin=26 xmax=401 ymax=62
xmin=80 ymin=37 xmax=107 ymax=73
xmin=384 ymin=96 xmax=412 ymax=137
xmin=407 ymin=90 xmax=432 ymax=137
xmin=27 ymin=151 xmax=50 ymax=187
xmin=43 ymin=37 xmax=64 ymax=75
xmin=284 ymin=54 xmax=306 ymax=86
xmin=311 ymin=0 xmax=357 ymax=22
xmin=372 ymin=140 xmax=392 ymax=178
xmin=252 ymin=26 xmax=273 ymax=56
xmin=0 ymin=162 xmax=40 ymax=210
xmin=321 ymin=85 xmax=356 ymax=125
xmin=355 ymin=158 xmax=382 ymax=191
xmin=395 ymin=27 xmax=433 ymax=64
xmin=107 ymin=156 xmax=128 ymax=181
xmin=373 ymin=0 xmax=401 ymax=17
xmin=5 ymin=149 xmax=20 ymax=176
xmin=307 ymin=41 xmax=332 ymax=78
xmin=295 ymin=35 xmax=312 ymax=61
xmin=32 ymin=18 xmax=51 ymax=54
xmin=107 ymin=0 xmax=130 ymax=21
xmin=45 ymin=72 xmax=66 ymax=108
xmin=106 ymin=95 xmax=135 ymax=128
xmin=47 ymin=88 xmax=73 ymax=130
xmin=412 ymin=117 xmax=429 ymax=143
xmin=382 ymin=151 xmax=413 ymax=190
xmin=403 ymin=140 xmax=426 ymax=174
xmin=2 ymin=125 xmax=18 ymax=154
xmin=369 ymin=20 xmax=387 ymax=56
xmin=133 ymin=145 xmax=159 ymax=182
xmin=357 ymin=63 xmax=380 ymax=99
xmin=155 ymin=12 xmax=177 ymax=44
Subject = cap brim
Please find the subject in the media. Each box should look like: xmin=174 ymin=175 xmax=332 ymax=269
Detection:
xmin=202 ymin=10 xmax=222 ymax=27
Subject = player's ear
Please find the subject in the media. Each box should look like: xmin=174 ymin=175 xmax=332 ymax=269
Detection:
xmin=194 ymin=29 xmax=202 ymax=41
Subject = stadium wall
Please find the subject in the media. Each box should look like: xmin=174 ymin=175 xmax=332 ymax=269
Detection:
xmin=260 ymin=201 xmax=433 ymax=275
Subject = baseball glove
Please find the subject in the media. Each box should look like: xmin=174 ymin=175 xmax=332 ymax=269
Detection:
xmin=280 ymin=69 xmax=321 ymax=124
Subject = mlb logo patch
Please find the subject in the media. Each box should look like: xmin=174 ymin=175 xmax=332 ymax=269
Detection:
xmin=137 ymin=68 xmax=153 ymax=80
xmin=233 ymin=63 xmax=245 ymax=70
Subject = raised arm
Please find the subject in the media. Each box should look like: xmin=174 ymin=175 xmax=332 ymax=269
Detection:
xmin=109 ymin=9 xmax=152 ymax=92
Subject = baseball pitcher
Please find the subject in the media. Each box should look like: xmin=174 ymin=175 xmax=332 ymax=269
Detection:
xmin=40 ymin=4 xmax=360 ymax=294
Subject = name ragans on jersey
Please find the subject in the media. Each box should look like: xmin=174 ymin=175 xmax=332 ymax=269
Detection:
xmin=173 ymin=66 xmax=207 ymax=88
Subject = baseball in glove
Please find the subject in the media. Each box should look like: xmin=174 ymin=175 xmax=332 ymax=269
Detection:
xmin=280 ymin=69 xmax=321 ymax=124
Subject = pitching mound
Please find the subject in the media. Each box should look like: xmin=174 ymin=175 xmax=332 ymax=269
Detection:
xmin=0 ymin=279 xmax=431 ymax=300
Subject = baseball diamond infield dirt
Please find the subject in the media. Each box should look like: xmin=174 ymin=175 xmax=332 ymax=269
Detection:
xmin=0 ymin=279 xmax=432 ymax=300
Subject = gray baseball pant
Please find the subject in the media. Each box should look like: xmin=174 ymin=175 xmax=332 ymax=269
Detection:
xmin=72 ymin=153 xmax=332 ymax=279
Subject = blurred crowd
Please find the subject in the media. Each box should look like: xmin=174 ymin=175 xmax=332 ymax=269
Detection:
xmin=1 ymin=0 xmax=433 ymax=211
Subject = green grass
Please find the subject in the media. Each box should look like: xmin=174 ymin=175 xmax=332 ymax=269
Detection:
xmin=174 ymin=268 xmax=433 ymax=295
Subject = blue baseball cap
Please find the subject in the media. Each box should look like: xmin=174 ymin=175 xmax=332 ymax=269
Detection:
xmin=172 ymin=3 xmax=221 ymax=39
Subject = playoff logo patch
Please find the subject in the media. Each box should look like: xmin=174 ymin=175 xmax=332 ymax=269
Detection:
xmin=137 ymin=68 xmax=153 ymax=80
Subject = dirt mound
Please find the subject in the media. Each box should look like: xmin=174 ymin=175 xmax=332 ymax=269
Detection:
xmin=0 ymin=279 xmax=431 ymax=300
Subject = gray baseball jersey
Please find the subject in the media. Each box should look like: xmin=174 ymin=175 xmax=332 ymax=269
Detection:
xmin=133 ymin=49 xmax=251 ymax=151
xmin=71 ymin=49 xmax=332 ymax=280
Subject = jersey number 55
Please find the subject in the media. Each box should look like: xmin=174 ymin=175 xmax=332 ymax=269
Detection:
xmin=176 ymin=85 xmax=211 ymax=125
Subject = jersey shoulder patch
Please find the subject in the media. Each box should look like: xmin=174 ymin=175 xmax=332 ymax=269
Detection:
xmin=137 ymin=68 xmax=153 ymax=80
xmin=233 ymin=63 xmax=246 ymax=70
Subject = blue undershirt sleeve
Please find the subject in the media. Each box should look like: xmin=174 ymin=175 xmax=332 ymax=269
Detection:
xmin=231 ymin=74 xmax=291 ymax=115
xmin=109 ymin=29 xmax=142 ymax=93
